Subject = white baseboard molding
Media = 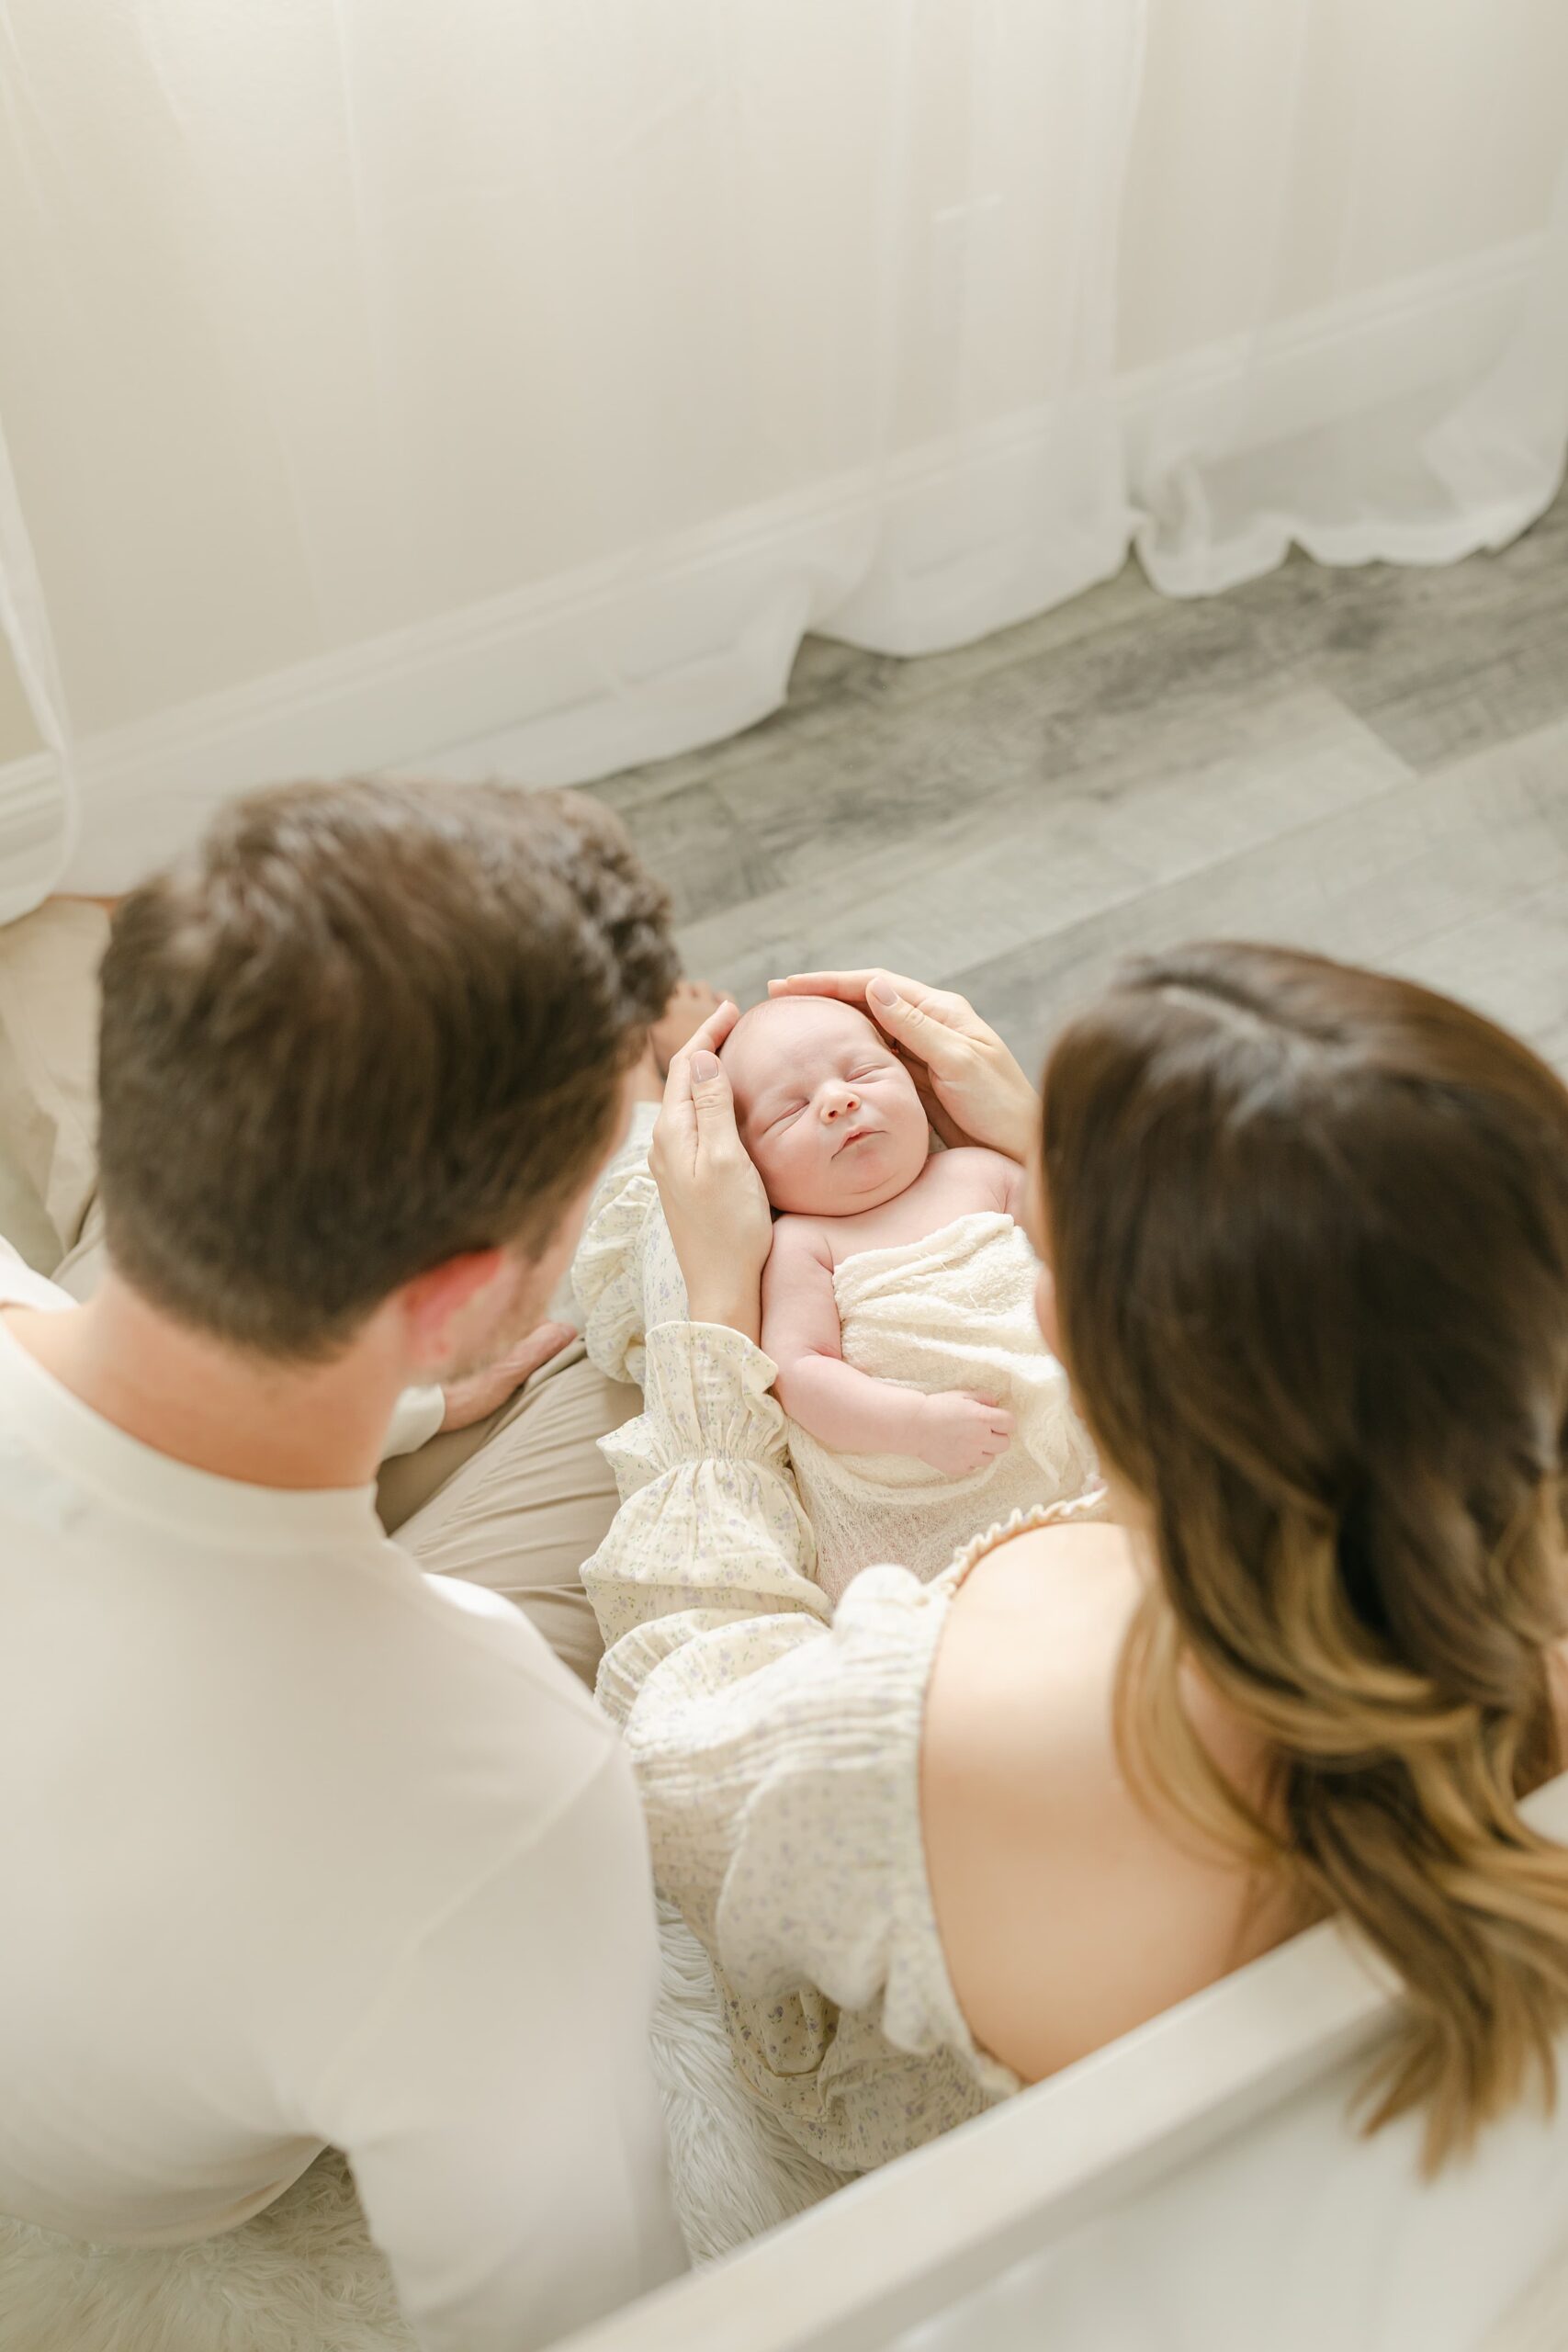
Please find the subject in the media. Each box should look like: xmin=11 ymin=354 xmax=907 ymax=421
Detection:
xmin=0 ymin=752 xmax=73 ymax=926
xmin=0 ymin=232 xmax=1547 ymax=899
xmin=1118 ymin=233 xmax=1541 ymax=474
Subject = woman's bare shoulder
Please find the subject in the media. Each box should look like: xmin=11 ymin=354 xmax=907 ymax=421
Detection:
xmin=958 ymin=1514 xmax=1140 ymax=1605
xmin=921 ymin=1519 xmax=1287 ymax=2085
xmin=927 ymin=1521 xmax=1142 ymax=1791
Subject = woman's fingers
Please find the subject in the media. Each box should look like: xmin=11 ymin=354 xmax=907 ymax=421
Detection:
xmin=651 ymin=1028 xmax=773 ymax=1340
xmin=770 ymin=967 xmax=969 ymax=1069
xmin=686 ymin=1054 xmax=771 ymax=1236
xmin=655 ymin=1000 xmax=739 ymax=1174
xmin=689 ymin=1049 xmax=742 ymax=1145
xmin=859 ymin=975 xmax=970 ymax=1076
xmin=663 ymin=997 xmax=740 ymax=1084
xmin=770 ymin=967 xmax=924 ymax=1006
xmin=652 ymin=1053 xmax=696 ymax=1174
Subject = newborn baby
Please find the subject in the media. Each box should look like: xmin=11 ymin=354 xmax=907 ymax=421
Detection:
xmin=720 ymin=995 xmax=1098 ymax=1598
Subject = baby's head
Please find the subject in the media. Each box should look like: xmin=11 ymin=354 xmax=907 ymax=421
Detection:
xmin=720 ymin=995 xmax=931 ymax=1216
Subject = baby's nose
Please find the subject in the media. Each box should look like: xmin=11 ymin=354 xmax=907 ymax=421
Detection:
xmin=820 ymin=1081 xmax=861 ymax=1120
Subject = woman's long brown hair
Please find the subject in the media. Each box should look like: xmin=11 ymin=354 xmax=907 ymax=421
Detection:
xmin=1043 ymin=944 xmax=1568 ymax=2165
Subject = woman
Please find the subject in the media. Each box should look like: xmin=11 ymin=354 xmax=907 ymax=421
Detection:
xmin=583 ymin=944 xmax=1568 ymax=2177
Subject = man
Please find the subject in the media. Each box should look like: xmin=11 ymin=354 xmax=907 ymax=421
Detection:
xmin=0 ymin=779 xmax=686 ymax=2350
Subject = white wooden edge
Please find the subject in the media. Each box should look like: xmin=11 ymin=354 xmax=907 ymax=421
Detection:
xmin=554 ymin=1772 xmax=1568 ymax=2352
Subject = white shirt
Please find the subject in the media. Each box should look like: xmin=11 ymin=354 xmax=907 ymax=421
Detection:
xmin=0 ymin=1239 xmax=683 ymax=2351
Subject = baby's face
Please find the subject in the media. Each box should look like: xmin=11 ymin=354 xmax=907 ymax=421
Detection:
xmin=722 ymin=997 xmax=931 ymax=1216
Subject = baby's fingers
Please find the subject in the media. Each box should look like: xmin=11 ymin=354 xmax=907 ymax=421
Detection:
xmin=976 ymin=1398 xmax=1012 ymax=1457
xmin=966 ymin=1393 xmax=1013 ymax=1427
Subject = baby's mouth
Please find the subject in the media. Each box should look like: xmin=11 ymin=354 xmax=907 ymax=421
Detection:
xmin=834 ymin=1125 xmax=878 ymax=1155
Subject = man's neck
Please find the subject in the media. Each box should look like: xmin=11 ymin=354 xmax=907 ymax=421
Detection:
xmin=6 ymin=1273 xmax=405 ymax=1490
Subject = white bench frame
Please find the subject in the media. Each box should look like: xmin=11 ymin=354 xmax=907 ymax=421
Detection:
xmin=558 ymin=1774 xmax=1568 ymax=2352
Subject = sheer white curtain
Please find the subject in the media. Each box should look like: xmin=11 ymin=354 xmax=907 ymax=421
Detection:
xmin=0 ymin=0 xmax=1563 ymax=913
xmin=0 ymin=424 xmax=75 ymax=922
xmin=1122 ymin=0 xmax=1568 ymax=591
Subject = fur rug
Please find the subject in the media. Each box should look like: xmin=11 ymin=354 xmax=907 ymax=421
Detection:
xmin=0 ymin=1908 xmax=841 ymax=2351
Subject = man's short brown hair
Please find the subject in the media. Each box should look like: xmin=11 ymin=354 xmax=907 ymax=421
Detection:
xmin=96 ymin=778 xmax=676 ymax=1358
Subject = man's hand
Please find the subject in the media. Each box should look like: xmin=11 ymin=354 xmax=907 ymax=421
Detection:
xmin=439 ymin=1321 xmax=577 ymax=1433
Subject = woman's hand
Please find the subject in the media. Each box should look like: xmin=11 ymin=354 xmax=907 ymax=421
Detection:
xmin=770 ymin=968 xmax=1039 ymax=1161
xmin=650 ymin=1001 xmax=774 ymax=1345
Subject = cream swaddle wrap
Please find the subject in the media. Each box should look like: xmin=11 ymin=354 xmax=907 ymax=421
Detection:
xmin=575 ymin=1106 xmax=1097 ymax=1600
xmin=789 ymin=1208 xmax=1097 ymax=1600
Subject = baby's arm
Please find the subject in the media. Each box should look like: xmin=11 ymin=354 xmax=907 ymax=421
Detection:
xmin=763 ymin=1222 xmax=1012 ymax=1475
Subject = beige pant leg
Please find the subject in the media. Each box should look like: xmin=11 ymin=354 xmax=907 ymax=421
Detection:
xmin=384 ymin=1341 xmax=640 ymax=1689
xmin=0 ymin=899 xmax=108 ymax=1271
xmin=52 ymin=1194 xmax=107 ymax=1299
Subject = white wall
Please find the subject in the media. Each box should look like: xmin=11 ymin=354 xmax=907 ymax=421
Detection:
xmin=0 ymin=0 xmax=1562 ymax=839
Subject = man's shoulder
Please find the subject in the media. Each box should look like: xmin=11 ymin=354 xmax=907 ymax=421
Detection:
xmin=253 ymin=1534 xmax=615 ymax=1823
xmin=0 ymin=1240 xmax=73 ymax=1314
xmin=384 ymin=1554 xmax=611 ymax=1744
xmin=288 ymin=1556 xmax=623 ymax=1917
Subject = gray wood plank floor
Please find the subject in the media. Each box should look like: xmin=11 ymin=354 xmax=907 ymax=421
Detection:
xmin=585 ymin=491 xmax=1568 ymax=1083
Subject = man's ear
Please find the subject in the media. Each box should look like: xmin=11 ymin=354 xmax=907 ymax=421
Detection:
xmin=400 ymin=1248 xmax=509 ymax=1370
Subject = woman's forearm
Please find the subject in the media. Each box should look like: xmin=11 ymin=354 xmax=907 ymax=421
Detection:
xmin=586 ymin=1323 xmax=829 ymax=1666
xmin=683 ymin=1279 xmax=762 ymax=1348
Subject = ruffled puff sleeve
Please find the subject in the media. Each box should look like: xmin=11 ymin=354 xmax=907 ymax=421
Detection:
xmin=588 ymin=1319 xmax=826 ymax=1674
xmin=585 ymin=1321 xmax=1001 ymax=2171
xmin=573 ymin=1100 xmax=688 ymax=1390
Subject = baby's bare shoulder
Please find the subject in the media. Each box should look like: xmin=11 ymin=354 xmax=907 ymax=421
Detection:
xmin=766 ymin=1212 xmax=836 ymax=1268
xmin=930 ymin=1145 xmax=1020 ymax=1207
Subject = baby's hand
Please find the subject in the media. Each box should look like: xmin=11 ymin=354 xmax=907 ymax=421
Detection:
xmin=913 ymin=1390 xmax=1013 ymax=1477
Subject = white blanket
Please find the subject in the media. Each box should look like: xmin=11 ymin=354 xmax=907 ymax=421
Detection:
xmin=790 ymin=1210 xmax=1099 ymax=1599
